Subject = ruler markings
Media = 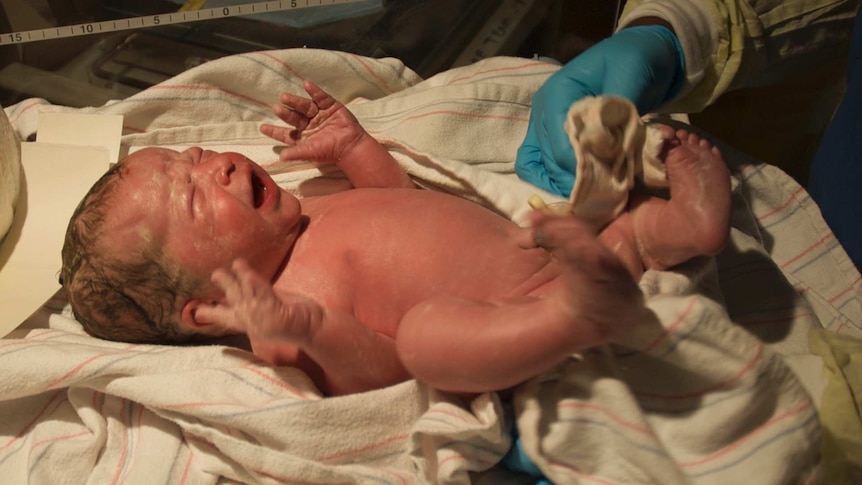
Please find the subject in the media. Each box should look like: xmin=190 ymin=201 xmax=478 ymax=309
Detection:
xmin=0 ymin=0 xmax=366 ymax=45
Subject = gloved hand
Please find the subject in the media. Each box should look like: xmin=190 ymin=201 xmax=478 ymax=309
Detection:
xmin=515 ymin=25 xmax=685 ymax=196
xmin=502 ymin=424 xmax=553 ymax=484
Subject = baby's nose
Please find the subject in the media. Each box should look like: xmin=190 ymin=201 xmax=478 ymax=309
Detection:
xmin=208 ymin=155 xmax=235 ymax=185
xmin=183 ymin=146 xmax=203 ymax=159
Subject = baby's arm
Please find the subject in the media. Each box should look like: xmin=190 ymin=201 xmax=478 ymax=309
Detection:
xmin=260 ymin=80 xmax=414 ymax=189
xmin=194 ymin=259 xmax=409 ymax=395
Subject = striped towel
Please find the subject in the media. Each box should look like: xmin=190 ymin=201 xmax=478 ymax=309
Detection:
xmin=2 ymin=48 xmax=859 ymax=484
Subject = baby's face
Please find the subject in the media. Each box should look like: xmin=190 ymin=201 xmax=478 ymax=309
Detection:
xmin=101 ymin=147 xmax=302 ymax=298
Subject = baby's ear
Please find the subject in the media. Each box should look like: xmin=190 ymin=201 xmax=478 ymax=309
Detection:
xmin=180 ymin=299 xmax=217 ymax=332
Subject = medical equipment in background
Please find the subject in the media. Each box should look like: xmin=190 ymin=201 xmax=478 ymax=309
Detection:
xmin=0 ymin=0 xmax=624 ymax=108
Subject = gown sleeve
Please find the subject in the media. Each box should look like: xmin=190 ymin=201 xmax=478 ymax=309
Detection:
xmin=618 ymin=0 xmax=860 ymax=112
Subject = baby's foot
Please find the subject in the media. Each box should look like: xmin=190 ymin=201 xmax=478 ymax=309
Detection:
xmin=260 ymin=80 xmax=368 ymax=164
xmin=631 ymin=127 xmax=732 ymax=270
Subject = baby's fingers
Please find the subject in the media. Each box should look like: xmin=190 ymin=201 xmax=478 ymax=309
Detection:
xmin=260 ymin=91 xmax=318 ymax=142
xmin=228 ymin=259 xmax=271 ymax=297
xmin=277 ymin=91 xmax=317 ymax=124
xmin=210 ymin=265 xmax=243 ymax=300
xmin=531 ymin=213 xmax=631 ymax=276
xmin=210 ymin=259 xmax=266 ymax=302
xmin=530 ymin=211 xmax=598 ymax=251
xmin=273 ymin=102 xmax=312 ymax=131
xmin=260 ymin=123 xmax=299 ymax=145
xmin=302 ymin=80 xmax=337 ymax=111
xmin=193 ymin=302 xmax=245 ymax=332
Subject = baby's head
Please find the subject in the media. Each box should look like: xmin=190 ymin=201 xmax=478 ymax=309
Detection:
xmin=60 ymin=161 xmax=199 ymax=343
xmin=61 ymin=147 xmax=303 ymax=344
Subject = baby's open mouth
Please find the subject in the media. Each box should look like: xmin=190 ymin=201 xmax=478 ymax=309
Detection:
xmin=251 ymin=171 xmax=267 ymax=209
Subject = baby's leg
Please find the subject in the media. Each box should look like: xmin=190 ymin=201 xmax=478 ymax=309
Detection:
xmin=598 ymin=212 xmax=644 ymax=281
xmin=630 ymin=127 xmax=732 ymax=270
xmin=396 ymin=214 xmax=646 ymax=393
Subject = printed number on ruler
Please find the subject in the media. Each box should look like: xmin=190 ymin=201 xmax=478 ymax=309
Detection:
xmin=1 ymin=0 xmax=367 ymax=45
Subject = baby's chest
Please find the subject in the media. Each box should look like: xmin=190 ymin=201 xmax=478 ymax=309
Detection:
xmin=328 ymin=247 xmax=551 ymax=322
xmin=287 ymin=209 xmax=551 ymax=326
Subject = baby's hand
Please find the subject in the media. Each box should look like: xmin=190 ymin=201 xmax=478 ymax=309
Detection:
xmin=531 ymin=212 xmax=646 ymax=340
xmin=260 ymin=80 xmax=367 ymax=165
xmin=195 ymin=259 xmax=322 ymax=343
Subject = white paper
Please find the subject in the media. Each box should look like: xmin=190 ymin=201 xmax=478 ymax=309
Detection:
xmin=37 ymin=113 xmax=123 ymax=167
xmin=0 ymin=111 xmax=120 ymax=338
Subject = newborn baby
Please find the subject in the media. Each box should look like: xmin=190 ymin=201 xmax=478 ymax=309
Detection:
xmin=61 ymin=81 xmax=731 ymax=396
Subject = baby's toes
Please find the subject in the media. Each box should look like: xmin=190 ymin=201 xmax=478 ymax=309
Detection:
xmin=651 ymin=123 xmax=676 ymax=140
xmin=674 ymin=129 xmax=704 ymax=149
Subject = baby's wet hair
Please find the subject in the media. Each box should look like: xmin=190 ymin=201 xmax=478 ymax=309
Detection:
xmin=60 ymin=162 xmax=199 ymax=344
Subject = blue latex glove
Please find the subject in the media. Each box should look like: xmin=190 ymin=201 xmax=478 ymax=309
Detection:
xmin=502 ymin=425 xmax=553 ymax=484
xmin=515 ymin=25 xmax=686 ymax=197
xmin=502 ymin=432 xmax=543 ymax=477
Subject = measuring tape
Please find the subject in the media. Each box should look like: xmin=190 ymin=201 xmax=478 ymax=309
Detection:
xmin=0 ymin=0 xmax=368 ymax=46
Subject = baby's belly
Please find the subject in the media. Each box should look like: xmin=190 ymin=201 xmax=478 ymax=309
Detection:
xmin=324 ymin=189 xmax=561 ymax=326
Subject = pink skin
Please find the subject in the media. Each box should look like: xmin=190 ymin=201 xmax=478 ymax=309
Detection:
xmin=202 ymin=258 xmax=321 ymax=343
xmin=632 ymin=128 xmax=732 ymax=268
xmin=260 ymin=80 xmax=415 ymax=189
xmin=600 ymin=127 xmax=732 ymax=279
xmin=110 ymin=80 xmax=728 ymax=396
xmin=98 ymin=146 xmax=304 ymax=335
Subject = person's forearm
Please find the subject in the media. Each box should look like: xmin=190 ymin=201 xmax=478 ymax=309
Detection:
xmin=617 ymin=0 xmax=713 ymax=111
xmin=624 ymin=16 xmax=674 ymax=33
xmin=338 ymin=134 xmax=415 ymax=189
xmin=618 ymin=0 xmax=858 ymax=111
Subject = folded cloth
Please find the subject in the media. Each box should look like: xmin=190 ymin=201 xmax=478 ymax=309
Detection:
xmin=530 ymin=96 xmax=671 ymax=229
